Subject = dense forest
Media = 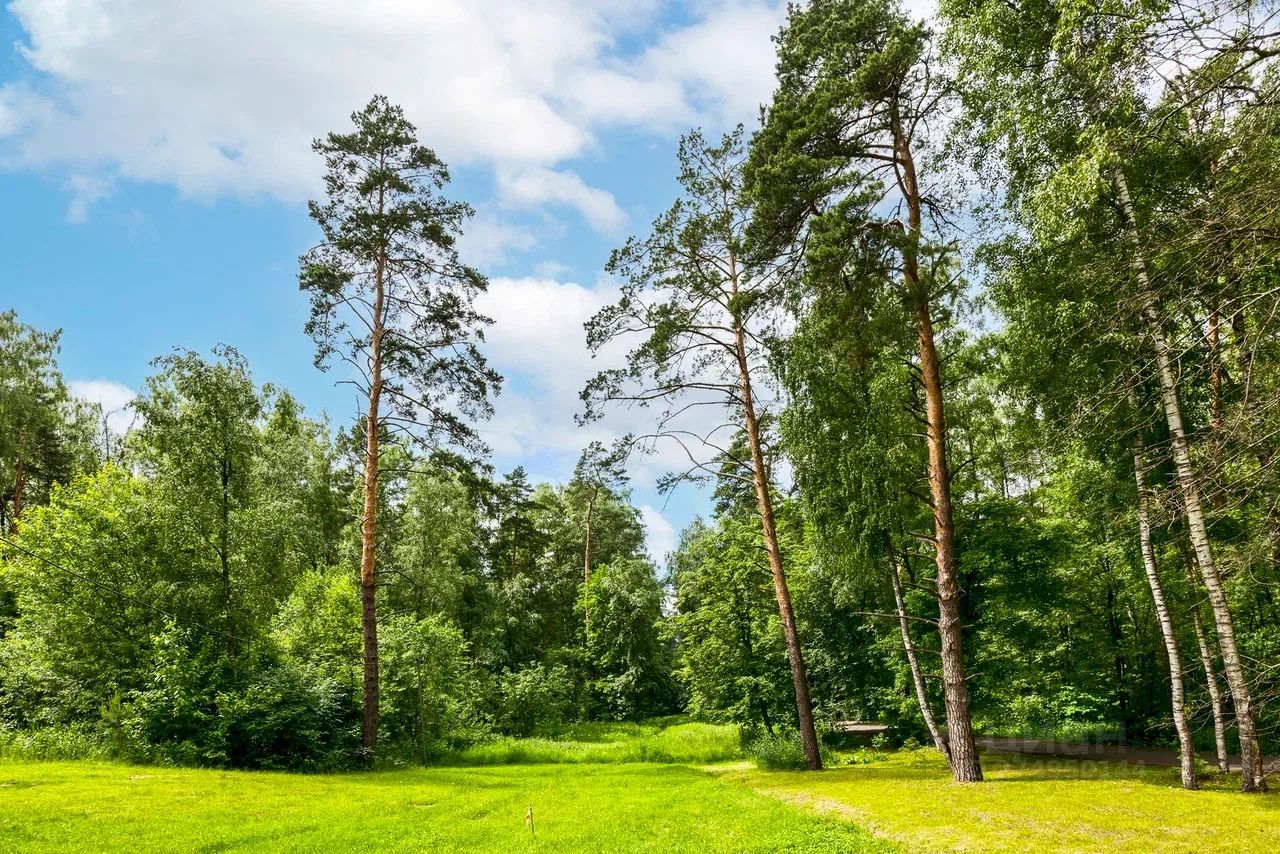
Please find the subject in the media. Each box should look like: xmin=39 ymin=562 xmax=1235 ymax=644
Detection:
xmin=2 ymin=0 xmax=1277 ymax=796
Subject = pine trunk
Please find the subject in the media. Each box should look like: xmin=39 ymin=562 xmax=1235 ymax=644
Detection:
xmin=728 ymin=253 xmax=821 ymax=771
xmin=359 ymin=189 xmax=389 ymax=759
xmin=1129 ymin=420 xmax=1197 ymax=789
xmin=1113 ymin=167 xmax=1266 ymax=792
xmin=893 ymin=105 xmax=981 ymax=783
xmin=891 ymin=555 xmax=950 ymax=763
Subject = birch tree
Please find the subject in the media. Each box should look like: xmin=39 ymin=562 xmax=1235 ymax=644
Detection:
xmin=943 ymin=0 xmax=1274 ymax=791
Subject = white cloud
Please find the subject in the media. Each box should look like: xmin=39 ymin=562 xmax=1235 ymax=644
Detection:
xmin=640 ymin=504 xmax=677 ymax=566
xmin=496 ymin=166 xmax=626 ymax=234
xmin=68 ymin=378 xmax=138 ymax=434
xmin=63 ymin=172 xmax=112 ymax=222
xmin=456 ymin=214 xmax=539 ymax=267
xmin=475 ymin=275 xmax=620 ymax=458
xmin=1 ymin=0 xmax=789 ymax=224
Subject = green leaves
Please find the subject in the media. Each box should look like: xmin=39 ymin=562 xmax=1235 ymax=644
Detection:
xmin=300 ymin=95 xmax=499 ymax=457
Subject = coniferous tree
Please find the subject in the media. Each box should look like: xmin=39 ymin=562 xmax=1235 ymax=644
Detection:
xmin=300 ymin=95 xmax=500 ymax=758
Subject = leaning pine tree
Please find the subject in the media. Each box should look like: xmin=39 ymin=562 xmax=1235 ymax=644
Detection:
xmin=299 ymin=96 xmax=500 ymax=760
xmin=582 ymin=127 xmax=823 ymax=770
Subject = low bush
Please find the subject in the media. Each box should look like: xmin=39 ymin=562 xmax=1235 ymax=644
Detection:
xmin=747 ymin=729 xmax=811 ymax=771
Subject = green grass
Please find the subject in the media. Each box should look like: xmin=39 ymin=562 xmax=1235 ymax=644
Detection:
xmin=0 ymin=760 xmax=890 ymax=853
xmin=441 ymin=721 xmax=743 ymax=766
xmin=5 ymin=737 xmax=1276 ymax=853
xmin=726 ymin=749 xmax=1280 ymax=854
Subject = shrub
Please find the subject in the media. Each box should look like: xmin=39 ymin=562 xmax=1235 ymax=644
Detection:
xmin=748 ymin=729 xmax=811 ymax=771
xmin=496 ymin=663 xmax=574 ymax=736
xmin=379 ymin=614 xmax=488 ymax=761
xmin=130 ymin=625 xmax=360 ymax=770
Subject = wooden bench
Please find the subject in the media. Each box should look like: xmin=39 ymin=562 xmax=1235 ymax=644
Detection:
xmin=831 ymin=721 xmax=888 ymax=735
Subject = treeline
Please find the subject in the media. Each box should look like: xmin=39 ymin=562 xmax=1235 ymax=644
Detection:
xmin=0 ymin=330 xmax=675 ymax=769
xmin=588 ymin=0 xmax=1280 ymax=791
xmin=2 ymin=0 xmax=1278 ymax=795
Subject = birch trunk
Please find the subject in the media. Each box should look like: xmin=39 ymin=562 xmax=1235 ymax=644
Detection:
xmin=1189 ymin=585 xmax=1231 ymax=774
xmin=1113 ymin=166 xmax=1266 ymax=792
xmin=1129 ymin=416 xmax=1197 ymax=789
xmin=891 ymin=555 xmax=951 ymax=763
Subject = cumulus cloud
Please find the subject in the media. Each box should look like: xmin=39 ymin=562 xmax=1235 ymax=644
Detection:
xmin=1 ymin=0 xmax=788 ymax=224
xmin=68 ymin=378 xmax=138 ymax=434
xmin=475 ymin=275 xmax=619 ymax=458
xmin=640 ymin=503 xmax=678 ymax=567
xmin=495 ymin=166 xmax=627 ymax=234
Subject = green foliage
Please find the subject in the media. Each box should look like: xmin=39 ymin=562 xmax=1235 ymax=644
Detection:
xmin=300 ymin=95 xmax=499 ymax=456
xmin=442 ymin=720 xmax=742 ymax=766
xmin=669 ymin=518 xmax=792 ymax=731
xmin=0 ymin=724 xmax=115 ymax=762
xmin=379 ymin=614 xmax=486 ymax=760
xmin=748 ymin=729 xmax=811 ymax=771
xmin=582 ymin=557 xmax=677 ymax=720
xmin=495 ymin=663 xmax=575 ymax=737
xmin=127 ymin=625 xmax=359 ymax=770
xmin=0 ymin=309 xmax=91 ymax=529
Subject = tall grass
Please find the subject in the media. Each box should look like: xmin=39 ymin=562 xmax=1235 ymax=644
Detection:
xmin=441 ymin=720 xmax=743 ymax=766
xmin=0 ymin=726 xmax=116 ymax=763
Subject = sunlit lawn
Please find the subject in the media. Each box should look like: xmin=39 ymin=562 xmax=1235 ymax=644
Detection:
xmin=4 ymin=741 xmax=1277 ymax=853
xmin=0 ymin=760 xmax=890 ymax=853
xmin=725 ymin=750 xmax=1280 ymax=854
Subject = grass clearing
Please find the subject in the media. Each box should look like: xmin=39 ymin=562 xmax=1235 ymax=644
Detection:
xmin=440 ymin=721 xmax=743 ymax=766
xmin=726 ymin=749 xmax=1280 ymax=854
xmin=0 ymin=759 xmax=891 ymax=853
xmin=4 ymin=740 xmax=1277 ymax=853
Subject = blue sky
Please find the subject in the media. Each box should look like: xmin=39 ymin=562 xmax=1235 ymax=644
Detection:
xmin=0 ymin=0 xmax=803 ymax=562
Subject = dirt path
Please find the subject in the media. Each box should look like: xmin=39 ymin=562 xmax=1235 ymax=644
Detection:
xmin=977 ymin=736 xmax=1280 ymax=774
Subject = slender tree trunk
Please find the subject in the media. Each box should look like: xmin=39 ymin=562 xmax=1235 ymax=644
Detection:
xmin=1208 ymin=309 xmax=1224 ymax=437
xmin=584 ymin=490 xmax=595 ymax=629
xmin=1129 ymin=415 xmax=1197 ymax=789
xmin=220 ymin=459 xmax=236 ymax=661
xmin=1199 ymin=311 xmax=1235 ymax=775
xmin=1186 ymin=565 xmax=1231 ymax=773
xmin=728 ymin=253 xmax=821 ymax=771
xmin=1113 ymin=167 xmax=1266 ymax=792
xmin=359 ymin=186 xmax=389 ymax=759
xmin=10 ymin=431 xmax=24 ymax=533
xmin=893 ymin=105 xmax=982 ymax=783
xmin=891 ymin=554 xmax=950 ymax=763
